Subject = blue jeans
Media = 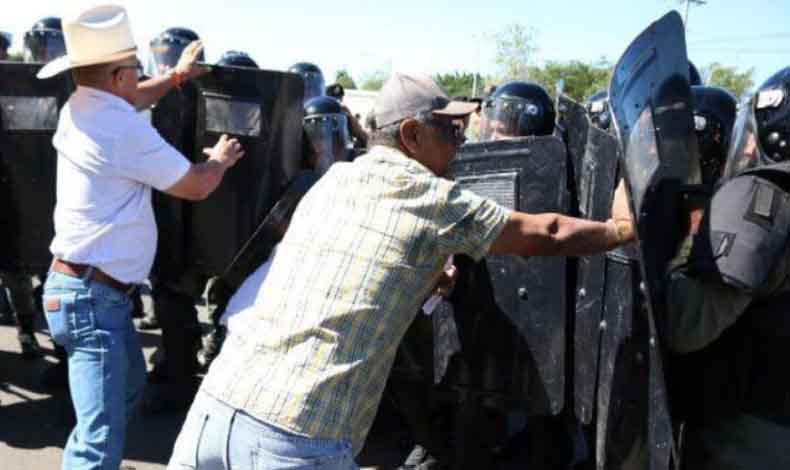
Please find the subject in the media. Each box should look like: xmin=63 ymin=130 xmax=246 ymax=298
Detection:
xmin=168 ymin=391 xmax=358 ymax=469
xmin=43 ymin=271 xmax=147 ymax=470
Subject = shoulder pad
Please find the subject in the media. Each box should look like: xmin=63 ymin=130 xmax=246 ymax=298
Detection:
xmin=696 ymin=173 xmax=790 ymax=292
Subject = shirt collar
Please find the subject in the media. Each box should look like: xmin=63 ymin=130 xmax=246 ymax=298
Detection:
xmin=366 ymin=145 xmax=436 ymax=176
xmin=74 ymin=86 xmax=136 ymax=113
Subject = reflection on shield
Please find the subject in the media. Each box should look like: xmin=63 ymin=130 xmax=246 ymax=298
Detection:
xmin=441 ymin=136 xmax=569 ymax=416
xmin=0 ymin=63 xmax=72 ymax=272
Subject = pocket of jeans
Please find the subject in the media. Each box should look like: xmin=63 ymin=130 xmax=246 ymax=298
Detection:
xmin=43 ymin=292 xmax=76 ymax=347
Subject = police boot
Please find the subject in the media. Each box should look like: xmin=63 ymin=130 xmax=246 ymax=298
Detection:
xmin=198 ymin=324 xmax=226 ymax=371
xmin=16 ymin=314 xmax=42 ymax=359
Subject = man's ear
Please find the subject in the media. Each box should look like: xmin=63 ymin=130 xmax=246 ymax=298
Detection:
xmin=400 ymin=119 xmax=421 ymax=155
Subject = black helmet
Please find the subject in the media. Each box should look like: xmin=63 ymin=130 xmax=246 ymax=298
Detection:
xmin=689 ymin=61 xmax=703 ymax=86
xmin=217 ymin=50 xmax=258 ymax=68
xmin=23 ymin=17 xmax=65 ymax=63
xmin=585 ymin=90 xmax=612 ymax=131
xmin=723 ymin=67 xmax=790 ymax=179
xmin=326 ymin=83 xmax=345 ymax=101
xmin=148 ymin=27 xmax=203 ymax=76
xmin=302 ymin=96 xmax=351 ymax=174
xmin=691 ymin=86 xmax=737 ymax=185
xmin=289 ymin=62 xmax=325 ymax=103
xmin=479 ymin=81 xmax=555 ymax=141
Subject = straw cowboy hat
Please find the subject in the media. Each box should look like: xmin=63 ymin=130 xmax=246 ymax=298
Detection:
xmin=37 ymin=4 xmax=138 ymax=79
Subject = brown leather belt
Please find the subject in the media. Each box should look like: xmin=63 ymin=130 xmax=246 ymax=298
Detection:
xmin=51 ymin=259 xmax=136 ymax=295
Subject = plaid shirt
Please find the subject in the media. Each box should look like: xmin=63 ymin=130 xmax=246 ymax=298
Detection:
xmin=201 ymin=145 xmax=510 ymax=454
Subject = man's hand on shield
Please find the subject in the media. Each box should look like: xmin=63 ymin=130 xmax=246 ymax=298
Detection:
xmin=204 ymin=134 xmax=245 ymax=169
xmin=175 ymin=40 xmax=209 ymax=79
xmin=610 ymin=179 xmax=636 ymax=243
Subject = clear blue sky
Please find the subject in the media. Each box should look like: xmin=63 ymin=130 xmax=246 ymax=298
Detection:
xmin=5 ymin=0 xmax=789 ymax=92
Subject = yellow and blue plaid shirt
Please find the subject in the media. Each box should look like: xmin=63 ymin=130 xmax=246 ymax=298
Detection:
xmin=201 ymin=145 xmax=511 ymax=454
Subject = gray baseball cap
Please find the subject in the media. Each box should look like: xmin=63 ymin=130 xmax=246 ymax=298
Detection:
xmin=373 ymin=72 xmax=478 ymax=128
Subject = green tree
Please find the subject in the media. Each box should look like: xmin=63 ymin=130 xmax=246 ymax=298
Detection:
xmin=360 ymin=71 xmax=387 ymax=91
xmin=334 ymin=69 xmax=357 ymax=90
xmin=527 ymin=59 xmax=613 ymax=102
xmin=702 ymin=62 xmax=754 ymax=99
xmin=7 ymin=51 xmax=23 ymax=62
xmin=433 ymin=72 xmax=485 ymax=98
xmin=494 ymin=23 xmax=538 ymax=82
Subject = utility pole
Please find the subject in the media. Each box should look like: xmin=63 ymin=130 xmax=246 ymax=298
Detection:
xmin=681 ymin=0 xmax=708 ymax=30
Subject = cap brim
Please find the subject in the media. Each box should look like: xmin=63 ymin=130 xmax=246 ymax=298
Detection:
xmin=37 ymin=49 xmax=138 ymax=79
xmin=432 ymin=100 xmax=479 ymax=118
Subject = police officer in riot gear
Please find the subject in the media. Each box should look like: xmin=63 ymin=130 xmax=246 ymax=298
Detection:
xmin=664 ymin=68 xmax=790 ymax=469
xmin=691 ymin=85 xmax=737 ymax=185
xmin=479 ymin=80 xmax=556 ymax=141
xmin=585 ymin=90 xmax=612 ymax=131
xmin=302 ymin=96 xmax=353 ymax=172
xmin=143 ymin=26 xmax=206 ymax=412
xmin=288 ymin=62 xmax=325 ymax=103
xmin=148 ymin=27 xmax=204 ymax=77
xmin=23 ymin=17 xmax=65 ymax=64
xmin=217 ymin=50 xmax=258 ymax=68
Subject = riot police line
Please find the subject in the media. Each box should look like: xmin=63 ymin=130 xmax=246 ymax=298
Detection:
xmin=2 ymin=8 xmax=789 ymax=470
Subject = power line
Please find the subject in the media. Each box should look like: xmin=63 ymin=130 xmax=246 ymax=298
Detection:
xmin=689 ymin=33 xmax=790 ymax=45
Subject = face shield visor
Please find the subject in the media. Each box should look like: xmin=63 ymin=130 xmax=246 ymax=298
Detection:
xmin=479 ymin=97 xmax=544 ymax=141
xmin=722 ymin=98 xmax=762 ymax=181
xmin=303 ymin=113 xmax=351 ymax=175
xmin=693 ymin=113 xmax=728 ymax=185
xmin=299 ymin=71 xmax=325 ymax=103
xmin=23 ymin=29 xmax=65 ymax=63
xmin=148 ymin=36 xmax=202 ymax=77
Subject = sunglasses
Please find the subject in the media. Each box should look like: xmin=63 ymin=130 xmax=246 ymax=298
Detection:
xmin=424 ymin=118 xmax=467 ymax=146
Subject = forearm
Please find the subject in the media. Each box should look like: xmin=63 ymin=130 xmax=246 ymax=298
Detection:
xmin=165 ymin=159 xmax=228 ymax=201
xmin=135 ymin=74 xmax=177 ymax=111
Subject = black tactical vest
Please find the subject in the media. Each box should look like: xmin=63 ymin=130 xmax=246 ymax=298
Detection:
xmin=674 ymin=162 xmax=790 ymax=425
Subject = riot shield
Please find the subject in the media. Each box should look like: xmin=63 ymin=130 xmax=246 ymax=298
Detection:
xmin=150 ymin=84 xmax=198 ymax=281
xmin=556 ymin=94 xmax=589 ymax=198
xmin=220 ymin=171 xmax=319 ymax=291
xmin=445 ymin=136 xmax=569 ymax=416
xmin=560 ymin=96 xmax=621 ymax=426
xmin=0 ymin=62 xmax=72 ymax=272
xmin=188 ymin=66 xmax=304 ymax=275
xmin=609 ymin=10 xmax=701 ymax=324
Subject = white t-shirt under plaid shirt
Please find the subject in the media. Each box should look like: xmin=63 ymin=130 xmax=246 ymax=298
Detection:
xmin=200 ymin=145 xmax=511 ymax=454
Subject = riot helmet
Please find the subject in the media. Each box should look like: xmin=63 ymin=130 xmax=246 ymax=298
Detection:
xmin=479 ymin=81 xmax=555 ymax=141
xmin=148 ymin=27 xmax=203 ymax=76
xmin=723 ymin=67 xmax=790 ymax=180
xmin=23 ymin=17 xmax=65 ymax=63
xmin=691 ymin=86 xmax=737 ymax=185
xmin=289 ymin=62 xmax=325 ymax=103
xmin=217 ymin=50 xmax=258 ymax=68
xmin=303 ymin=96 xmax=351 ymax=174
xmin=585 ymin=90 xmax=612 ymax=131
xmin=326 ymin=83 xmax=345 ymax=101
xmin=689 ymin=61 xmax=703 ymax=86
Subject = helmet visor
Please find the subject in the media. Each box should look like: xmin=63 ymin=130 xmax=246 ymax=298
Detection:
xmin=303 ymin=113 xmax=351 ymax=174
xmin=722 ymin=98 xmax=761 ymax=181
xmin=23 ymin=30 xmax=65 ymax=63
xmin=479 ymin=97 xmax=542 ymax=141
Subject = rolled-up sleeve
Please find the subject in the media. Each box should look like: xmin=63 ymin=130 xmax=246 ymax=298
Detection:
xmin=434 ymin=179 xmax=511 ymax=261
xmin=114 ymin=117 xmax=191 ymax=191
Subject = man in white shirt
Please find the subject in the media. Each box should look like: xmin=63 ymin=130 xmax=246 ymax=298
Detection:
xmin=36 ymin=6 xmax=245 ymax=469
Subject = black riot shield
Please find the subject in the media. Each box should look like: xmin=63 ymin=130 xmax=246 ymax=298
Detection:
xmin=188 ymin=66 xmax=303 ymax=275
xmin=609 ymin=10 xmax=701 ymax=324
xmin=557 ymin=95 xmax=622 ymax=425
xmin=445 ymin=136 xmax=569 ymax=416
xmin=0 ymin=62 xmax=72 ymax=272
xmin=150 ymin=84 xmax=198 ymax=280
xmin=220 ymin=171 xmax=318 ymax=292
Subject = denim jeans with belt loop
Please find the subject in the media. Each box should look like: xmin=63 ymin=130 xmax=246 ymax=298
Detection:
xmin=168 ymin=390 xmax=359 ymax=469
xmin=43 ymin=270 xmax=147 ymax=470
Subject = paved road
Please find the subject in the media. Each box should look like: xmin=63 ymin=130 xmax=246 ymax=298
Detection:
xmin=0 ymin=295 xmax=406 ymax=470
